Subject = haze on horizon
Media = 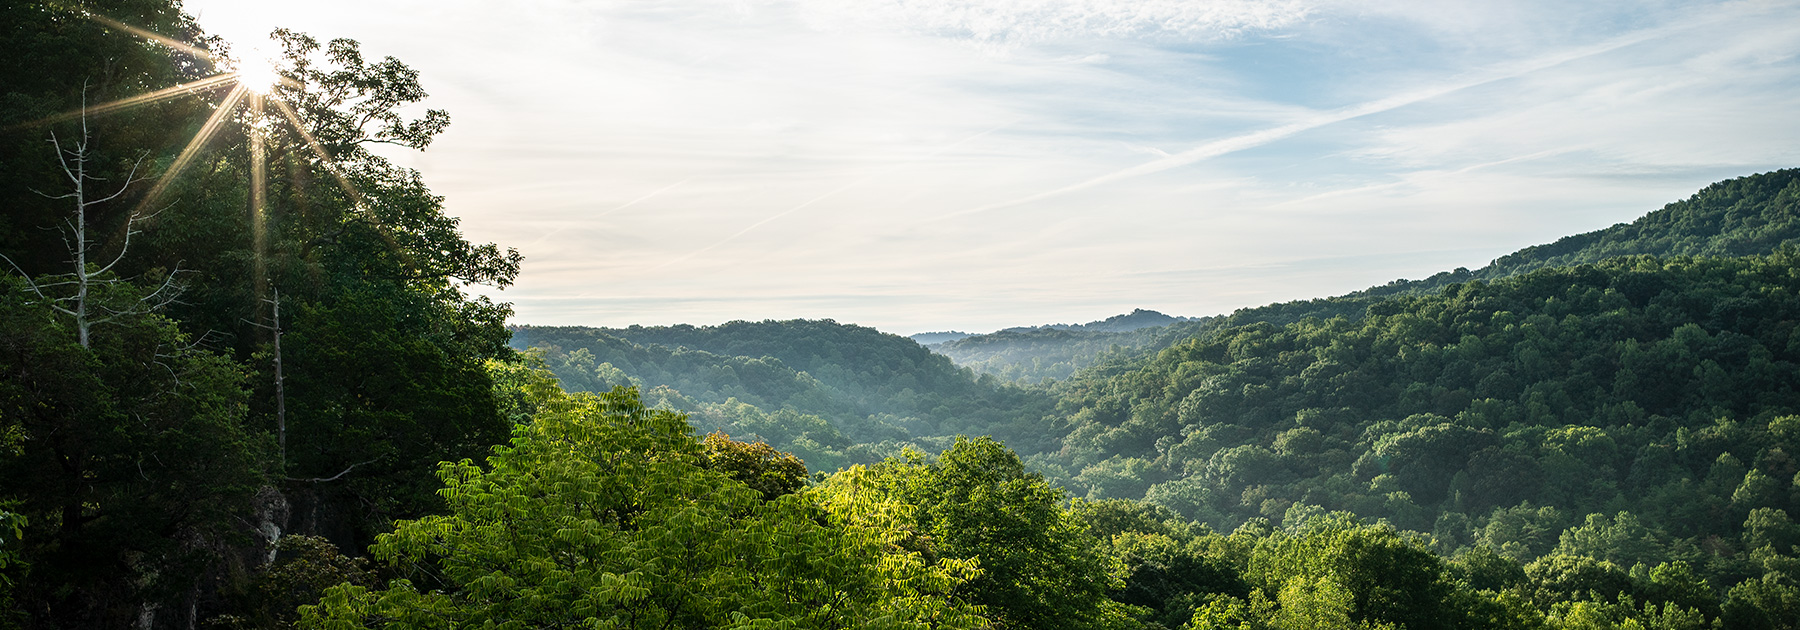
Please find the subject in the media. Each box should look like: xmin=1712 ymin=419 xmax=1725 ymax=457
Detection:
xmin=183 ymin=0 xmax=1800 ymax=335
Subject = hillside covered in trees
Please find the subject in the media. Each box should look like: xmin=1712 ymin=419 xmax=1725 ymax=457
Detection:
xmin=511 ymin=320 xmax=1059 ymax=471
xmin=6 ymin=1 xmax=1800 ymax=629
xmin=923 ymin=310 xmax=1216 ymax=384
xmin=934 ymin=170 xmax=1800 ymax=385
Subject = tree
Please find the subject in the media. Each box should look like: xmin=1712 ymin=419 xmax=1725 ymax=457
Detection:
xmin=1246 ymin=513 xmax=1462 ymax=630
xmin=702 ymin=431 xmax=809 ymax=501
xmin=1721 ymin=573 xmax=1800 ymax=630
xmin=300 ymin=383 xmax=986 ymax=629
xmin=1 ymin=100 xmax=177 ymax=349
xmin=0 ymin=274 xmax=264 ymax=628
xmin=841 ymin=437 xmax=1137 ymax=630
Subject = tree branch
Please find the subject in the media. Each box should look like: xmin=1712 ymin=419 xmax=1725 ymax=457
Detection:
xmin=286 ymin=458 xmax=379 ymax=483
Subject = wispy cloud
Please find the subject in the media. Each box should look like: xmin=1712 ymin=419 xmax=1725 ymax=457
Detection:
xmin=185 ymin=0 xmax=1800 ymax=333
xmin=931 ymin=6 xmax=1731 ymax=222
xmin=787 ymin=0 xmax=1317 ymax=43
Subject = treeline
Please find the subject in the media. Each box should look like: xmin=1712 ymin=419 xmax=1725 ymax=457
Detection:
xmin=935 ymin=170 xmax=1800 ymax=387
xmin=513 ymin=321 xmax=1062 ymax=469
xmin=1205 ymin=169 xmax=1800 ymax=328
xmin=931 ymin=326 xmax=1172 ymax=384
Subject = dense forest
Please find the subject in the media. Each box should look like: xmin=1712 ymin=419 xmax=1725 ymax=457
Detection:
xmin=5 ymin=1 xmax=1800 ymax=629
xmin=511 ymin=320 xmax=1059 ymax=471
xmin=923 ymin=310 xmax=1213 ymax=384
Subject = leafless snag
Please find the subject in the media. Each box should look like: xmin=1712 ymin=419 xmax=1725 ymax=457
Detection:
xmin=243 ymin=289 xmax=289 ymax=466
xmin=0 ymin=85 xmax=185 ymax=347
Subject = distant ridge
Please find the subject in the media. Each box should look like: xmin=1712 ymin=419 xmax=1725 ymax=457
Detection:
xmin=1205 ymin=167 xmax=1800 ymax=329
xmin=924 ymin=309 xmax=1209 ymax=383
xmin=930 ymin=169 xmax=1800 ymax=382
xmin=1361 ymin=167 xmax=1800 ymax=298
xmin=915 ymin=309 xmax=1198 ymax=345
xmin=908 ymin=331 xmax=973 ymax=345
xmin=997 ymin=308 xmax=1197 ymax=334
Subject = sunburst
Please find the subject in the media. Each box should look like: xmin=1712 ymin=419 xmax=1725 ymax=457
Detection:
xmin=16 ymin=11 xmax=384 ymax=301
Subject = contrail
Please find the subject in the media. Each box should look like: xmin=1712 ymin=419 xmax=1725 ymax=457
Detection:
xmin=930 ymin=17 xmax=1709 ymax=222
xmin=1270 ymin=146 xmax=1586 ymax=209
xmin=650 ymin=179 xmax=865 ymax=270
xmin=596 ymin=177 xmax=692 ymax=219
xmin=653 ymin=122 xmax=1013 ymax=270
xmin=515 ymin=178 xmax=696 ymax=252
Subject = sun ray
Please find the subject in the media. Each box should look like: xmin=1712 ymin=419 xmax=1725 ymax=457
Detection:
xmin=136 ymin=84 xmax=247 ymax=214
xmin=269 ymin=98 xmax=368 ymax=208
xmin=83 ymin=12 xmax=222 ymax=64
xmin=6 ymin=73 xmax=237 ymax=131
xmin=250 ymin=93 xmax=269 ymax=302
xmin=269 ymin=98 xmax=422 ymax=271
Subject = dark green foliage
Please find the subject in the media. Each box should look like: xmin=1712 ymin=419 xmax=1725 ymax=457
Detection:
xmin=1 ymin=0 xmax=218 ymax=279
xmin=1248 ymin=514 xmax=1462 ymax=630
xmin=0 ymin=277 xmax=265 ymax=627
xmin=1073 ymin=499 xmax=1249 ymax=629
xmin=2 ymin=2 xmax=520 ymax=625
xmin=1050 ymin=254 xmax=1800 ymax=574
xmin=208 ymin=535 xmax=375 ymax=630
xmin=281 ymin=287 xmax=510 ymax=542
xmin=701 ymin=431 xmax=809 ymax=501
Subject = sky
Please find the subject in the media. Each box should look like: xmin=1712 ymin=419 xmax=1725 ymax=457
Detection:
xmin=181 ymin=0 xmax=1800 ymax=334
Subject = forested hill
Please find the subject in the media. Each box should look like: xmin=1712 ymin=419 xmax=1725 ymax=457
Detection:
xmin=1042 ymin=252 xmax=1800 ymax=593
xmin=926 ymin=325 xmax=1188 ymax=384
xmin=511 ymin=321 xmax=1060 ymax=468
xmin=1471 ymin=168 xmax=1800 ymax=282
xmin=1218 ymin=168 xmax=1800 ymax=328
xmin=927 ymin=310 xmax=1215 ymax=383
xmin=941 ymin=168 xmax=1800 ymax=384
xmin=933 ymin=170 xmax=1800 ymax=385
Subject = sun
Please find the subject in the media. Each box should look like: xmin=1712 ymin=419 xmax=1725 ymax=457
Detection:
xmin=20 ymin=12 xmax=372 ymax=223
xmin=233 ymin=47 xmax=282 ymax=95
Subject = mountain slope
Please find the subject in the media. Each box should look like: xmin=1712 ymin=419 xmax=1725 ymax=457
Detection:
xmin=951 ymin=168 xmax=1800 ymax=384
xmin=1243 ymin=168 xmax=1800 ymax=322
xmin=510 ymin=320 xmax=1061 ymax=467
xmin=1039 ymin=253 xmax=1800 ymax=585
xmin=928 ymin=310 xmax=1212 ymax=383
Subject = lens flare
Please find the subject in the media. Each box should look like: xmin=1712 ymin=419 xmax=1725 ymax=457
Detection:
xmin=76 ymin=10 xmax=426 ymax=284
xmin=234 ymin=48 xmax=282 ymax=95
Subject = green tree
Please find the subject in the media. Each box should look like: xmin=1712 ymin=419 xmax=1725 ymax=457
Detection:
xmin=1553 ymin=512 xmax=1665 ymax=568
xmin=300 ymin=384 xmax=983 ymax=629
xmin=845 ymin=437 xmax=1136 ymax=629
xmin=703 ymin=431 xmax=809 ymax=501
xmin=0 ymin=276 xmax=264 ymax=627
xmin=1246 ymin=513 xmax=1464 ymax=630
xmin=1721 ymin=573 xmax=1800 ymax=630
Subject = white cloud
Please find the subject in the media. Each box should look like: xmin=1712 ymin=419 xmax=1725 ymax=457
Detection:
xmin=179 ymin=0 xmax=1800 ymax=333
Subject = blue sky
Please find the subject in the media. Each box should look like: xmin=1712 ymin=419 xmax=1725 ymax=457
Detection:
xmin=184 ymin=0 xmax=1800 ymax=334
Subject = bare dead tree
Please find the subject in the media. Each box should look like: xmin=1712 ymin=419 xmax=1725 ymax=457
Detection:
xmin=244 ymin=288 xmax=288 ymax=465
xmin=0 ymin=88 xmax=182 ymax=347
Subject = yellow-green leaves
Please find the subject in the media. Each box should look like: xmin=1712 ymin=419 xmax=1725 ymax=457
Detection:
xmin=301 ymin=386 xmax=983 ymax=629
